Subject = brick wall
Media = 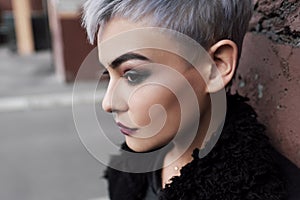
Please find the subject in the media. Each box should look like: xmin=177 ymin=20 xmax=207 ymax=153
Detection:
xmin=233 ymin=0 xmax=300 ymax=167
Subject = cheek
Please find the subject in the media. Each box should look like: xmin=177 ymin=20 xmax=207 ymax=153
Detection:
xmin=128 ymin=85 xmax=180 ymax=127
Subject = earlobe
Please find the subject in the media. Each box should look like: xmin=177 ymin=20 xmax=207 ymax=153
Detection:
xmin=206 ymin=40 xmax=238 ymax=93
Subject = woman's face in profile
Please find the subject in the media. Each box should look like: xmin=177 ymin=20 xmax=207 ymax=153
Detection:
xmin=98 ymin=18 xmax=210 ymax=152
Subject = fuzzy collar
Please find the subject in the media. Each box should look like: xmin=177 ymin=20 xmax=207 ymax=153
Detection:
xmin=105 ymin=94 xmax=288 ymax=200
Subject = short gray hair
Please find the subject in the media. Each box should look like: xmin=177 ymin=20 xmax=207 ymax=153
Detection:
xmin=82 ymin=0 xmax=253 ymax=58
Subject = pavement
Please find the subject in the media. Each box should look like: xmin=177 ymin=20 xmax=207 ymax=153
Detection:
xmin=0 ymin=46 xmax=110 ymax=200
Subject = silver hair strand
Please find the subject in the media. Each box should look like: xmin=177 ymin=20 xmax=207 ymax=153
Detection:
xmin=82 ymin=0 xmax=253 ymax=58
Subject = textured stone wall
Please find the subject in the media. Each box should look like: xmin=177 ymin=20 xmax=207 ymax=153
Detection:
xmin=233 ymin=0 xmax=300 ymax=167
xmin=251 ymin=0 xmax=300 ymax=46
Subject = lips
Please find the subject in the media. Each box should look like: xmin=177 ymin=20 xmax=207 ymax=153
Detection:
xmin=117 ymin=122 xmax=138 ymax=136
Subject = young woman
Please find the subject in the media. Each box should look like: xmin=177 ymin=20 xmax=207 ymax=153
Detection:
xmin=82 ymin=0 xmax=289 ymax=199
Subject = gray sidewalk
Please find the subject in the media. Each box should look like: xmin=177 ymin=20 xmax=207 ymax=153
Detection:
xmin=0 ymin=46 xmax=109 ymax=200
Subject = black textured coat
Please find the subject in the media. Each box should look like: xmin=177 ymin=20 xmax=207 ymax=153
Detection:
xmin=104 ymin=94 xmax=290 ymax=200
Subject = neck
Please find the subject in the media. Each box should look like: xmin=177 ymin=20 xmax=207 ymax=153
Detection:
xmin=161 ymin=107 xmax=211 ymax=187
xmin=169 ymin=103 xmax=211 ymax=159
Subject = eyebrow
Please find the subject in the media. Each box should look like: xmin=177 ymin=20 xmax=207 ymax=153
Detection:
xmin=109 ymin=53 xmax=150 ymax=68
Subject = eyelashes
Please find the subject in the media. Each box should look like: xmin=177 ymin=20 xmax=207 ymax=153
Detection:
xmin=101 ymin=69 xmax=151 ymax=86
xmin=123 ymin=69 xmax=151 ymax=85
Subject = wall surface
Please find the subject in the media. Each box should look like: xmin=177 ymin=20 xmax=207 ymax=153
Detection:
xmin=0 ymin=0 xmax=43 ymax=11
xmin=251 ymin=0 xmax=300 ymax=46
xmin=47 ymin=0 xmax=98 ymax=82
xmin=233 ymin=0 xmax=300 ymax=167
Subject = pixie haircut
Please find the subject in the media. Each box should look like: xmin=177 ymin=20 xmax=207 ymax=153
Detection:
xmin=82 ymin=0 xmax=253 ymax=58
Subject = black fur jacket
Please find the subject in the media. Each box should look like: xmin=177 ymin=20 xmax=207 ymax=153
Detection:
xmin=104 ymin=94 xmax=289 ymax=200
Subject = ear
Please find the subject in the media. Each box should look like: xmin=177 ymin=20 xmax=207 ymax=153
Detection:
xmin=205 ymin=40 xmax=238 ymax=93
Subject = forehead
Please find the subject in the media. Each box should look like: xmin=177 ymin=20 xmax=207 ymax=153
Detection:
xmin=97 ymin=17 xmax=209 ymax=68
xmin=97 ymin=18 xmax=173 ymax=65
xmin=98 ymin=17 xmax=145 ymax=43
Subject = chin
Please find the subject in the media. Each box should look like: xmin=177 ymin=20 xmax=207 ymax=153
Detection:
xmin=126 ymin=138 xmax=165 ymax=153
xmin=126 ymin=139 xmax=152 ymax=152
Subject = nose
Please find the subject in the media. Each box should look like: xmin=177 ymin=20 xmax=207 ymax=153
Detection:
xmin=102 ymin=79 xmax=127 ymax=113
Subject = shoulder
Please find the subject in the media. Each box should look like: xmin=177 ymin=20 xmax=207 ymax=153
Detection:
xmin=159 ymin=94 xmax=289 ymax=200
xmin=160 ymin=148 xmax=288 ymax=200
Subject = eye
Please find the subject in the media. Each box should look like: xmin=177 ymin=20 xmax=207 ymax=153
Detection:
xmin=123 ymin=69 xmax=150 ymax=85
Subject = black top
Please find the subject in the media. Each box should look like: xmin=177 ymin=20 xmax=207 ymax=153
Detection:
xmin=104 ymin=94 xmax=300 ymax=200
xmin=144 ymin=170 xmax=161 ymax=200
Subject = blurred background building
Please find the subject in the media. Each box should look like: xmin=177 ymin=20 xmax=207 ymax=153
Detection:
xmin=0 ymin=0 xmax=99 ymax=82
xmin=0 ymin=0 xmax=107 ymax=200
